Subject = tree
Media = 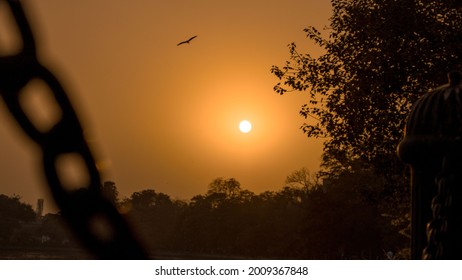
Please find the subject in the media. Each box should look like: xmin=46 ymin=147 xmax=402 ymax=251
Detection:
xmin=285 ymin=167 xmax=319 ymax=190
xmin=207 ymin=177 xmax=242 ymax=199
xmin=101 ymin=181 xmax=119 ymax=205
xmin=0 ymin=194 xmax=36 ymax=244
xmin=129 ymin=189 xmax=172 ymax=210
xmin=123 ymin=188 xmax=183 ymax=252
xmin=271 ymin=0 xmax=462 ymax=175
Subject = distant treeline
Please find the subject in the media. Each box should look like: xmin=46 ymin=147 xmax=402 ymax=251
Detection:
xmin=0 ymin=167 xmax=409 ymax=259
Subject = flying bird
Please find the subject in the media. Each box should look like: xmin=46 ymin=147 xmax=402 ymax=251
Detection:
xmin=177 ymin=35 xmax=197 ymax=46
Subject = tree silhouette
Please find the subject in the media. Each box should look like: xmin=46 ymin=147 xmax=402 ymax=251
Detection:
xmin=285 ymin=167 xmax=319 ymax=190
xmin=207 ymin=177 xmax=242 ymax=199
xmin=272 ymin=0 xmax=462 ymax=176
xmin=0 ymin=172 xmax=408 ymax=259
xmin=101 ymin=181 xmax=119 ymax=205
xmin=271 ymin=1 xmax=462 ymax=257
xmin=122 ymin=189 xmax=184 ymax=252
xmin=0 ymin=194 xmax=36 ymax=244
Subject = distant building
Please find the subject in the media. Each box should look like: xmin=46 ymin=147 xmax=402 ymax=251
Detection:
xmin=36 ymin=198 xmax=44 ymax=218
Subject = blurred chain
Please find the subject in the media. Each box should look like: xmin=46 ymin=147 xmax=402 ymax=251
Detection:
xmin=0 ymin=0 xmax=147 ymax=259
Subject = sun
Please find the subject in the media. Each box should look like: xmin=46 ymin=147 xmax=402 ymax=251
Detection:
xmin=239 ymin=120 xmax=252 ymax=133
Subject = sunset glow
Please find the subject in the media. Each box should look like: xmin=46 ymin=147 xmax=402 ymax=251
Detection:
xmin=0 ymin=0 xmax=330 ymax=213
xmin=0 ymin=0 xmax=446 ymax=263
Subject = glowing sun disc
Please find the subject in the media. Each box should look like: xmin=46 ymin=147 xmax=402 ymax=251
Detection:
xmin=239 ymin=120 xmax=252 ymax=133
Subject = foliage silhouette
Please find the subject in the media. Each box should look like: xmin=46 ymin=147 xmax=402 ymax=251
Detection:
xmin=101 ymin=181 xmax=119 ymax=205
xmin=271 ymin=0 xmax=462 ymax=257
xmin=272 ymin=0 xmax=462 ymax=176
xmin=0 ymin=172 xmax=408 ymax=259
xmin=117 ymin=176 xmax=405 ymax=258
xmin=0 ymin=194 xmax=36 ymax=244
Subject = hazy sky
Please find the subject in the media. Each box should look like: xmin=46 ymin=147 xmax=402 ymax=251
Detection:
xmin=0 ymin=0 xmax=331 ymax=213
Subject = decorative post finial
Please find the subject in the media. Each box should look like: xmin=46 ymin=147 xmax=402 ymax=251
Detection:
xmin=398 ymin=71 xmax=462 ymax=259
xmin=448 ymin=70 xmax=462 ymax=86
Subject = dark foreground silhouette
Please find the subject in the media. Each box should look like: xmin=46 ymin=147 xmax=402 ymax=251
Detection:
xmin=0 ymin=176 xmax=408 ymax=260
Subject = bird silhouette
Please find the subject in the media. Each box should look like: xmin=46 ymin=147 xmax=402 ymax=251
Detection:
xmin=177 ymin=35 xmax=197 ymax=46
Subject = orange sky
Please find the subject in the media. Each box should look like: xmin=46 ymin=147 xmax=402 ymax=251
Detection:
xmin=0 ymin=0 xmax=332 ymax=213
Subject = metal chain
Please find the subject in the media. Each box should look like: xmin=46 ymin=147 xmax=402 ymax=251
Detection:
xmin=0 ymin=0 xmax=147 ymax=259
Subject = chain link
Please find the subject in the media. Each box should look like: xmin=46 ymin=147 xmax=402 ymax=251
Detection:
xmin=0 ymin=0 xmax=147 ymax=259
